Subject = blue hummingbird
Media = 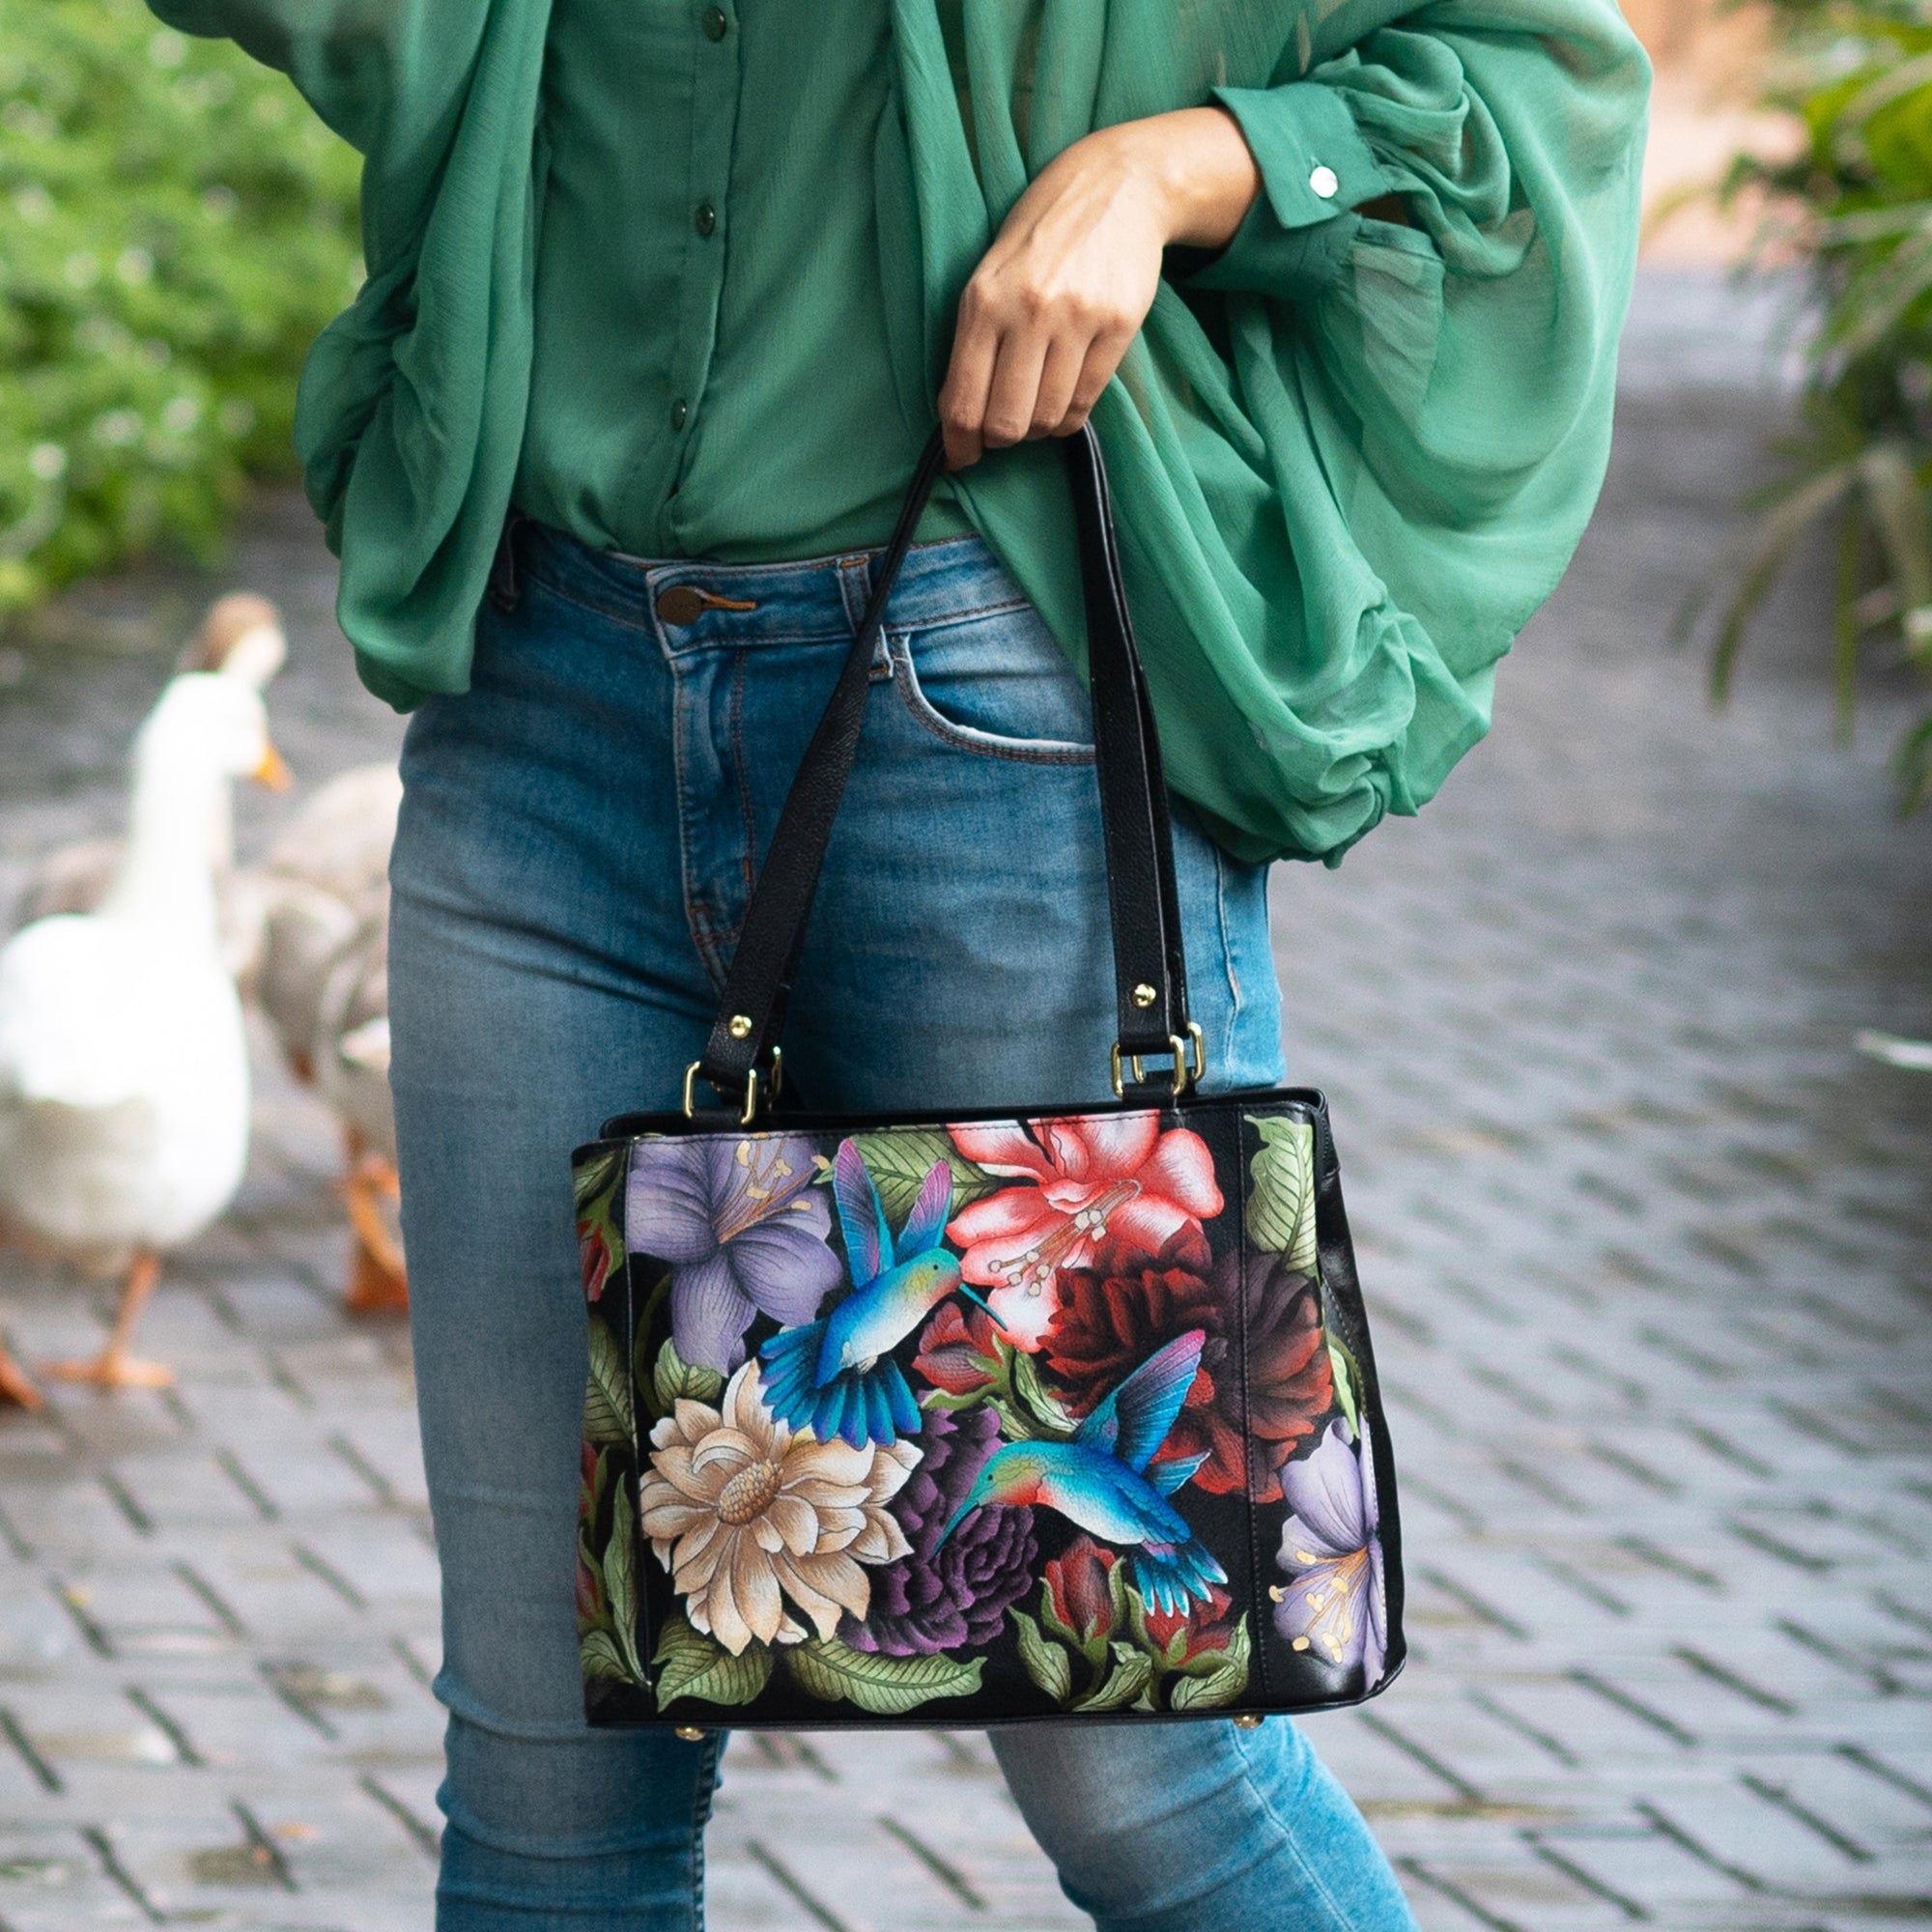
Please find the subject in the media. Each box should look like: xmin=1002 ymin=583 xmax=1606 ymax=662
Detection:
xmin=934 ymin=1330 xmax=1228 ymax=1617
xmin=759 ymin=1140 xmax=965 ymax=1449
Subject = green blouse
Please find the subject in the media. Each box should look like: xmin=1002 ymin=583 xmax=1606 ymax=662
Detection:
xmin=514 ymin=0 xmax=1388 ymax=565
xmin=148 ymin=0 xmax=1649 ymax=865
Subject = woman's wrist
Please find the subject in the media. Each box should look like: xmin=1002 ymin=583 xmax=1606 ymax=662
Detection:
xmin=1105 ymin=106 xmax=1263 ymax=252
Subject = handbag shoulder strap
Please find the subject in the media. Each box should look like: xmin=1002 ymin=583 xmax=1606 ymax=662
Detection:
xmin=691 ymin=425 xmax=1197 ymax=1119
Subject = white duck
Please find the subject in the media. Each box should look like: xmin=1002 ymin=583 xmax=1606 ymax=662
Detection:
xmin=15 ymin=593 xmax=288 ymax=970
xmin=0 ymin=674 xmax=289 ymax=1403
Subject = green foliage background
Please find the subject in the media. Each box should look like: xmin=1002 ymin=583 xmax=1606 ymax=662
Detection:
xmin=1697 ymin=0 xmax=1932 ymax=806
xmin=0 ymin=0 xmax=360 ymax=611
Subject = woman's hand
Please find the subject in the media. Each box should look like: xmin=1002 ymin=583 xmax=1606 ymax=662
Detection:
xmin=939 ymin=108 xmax=1261 ymax=470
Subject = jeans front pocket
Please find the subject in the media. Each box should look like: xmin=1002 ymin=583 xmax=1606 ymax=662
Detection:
xmin=890 ymin=600 xmax=1096 ymax=764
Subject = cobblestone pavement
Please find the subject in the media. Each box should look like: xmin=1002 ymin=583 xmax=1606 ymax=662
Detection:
xmin=0 ymin=274 xmax=1928 ymax=1929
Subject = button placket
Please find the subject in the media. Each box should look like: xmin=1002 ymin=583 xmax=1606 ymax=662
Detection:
xmin=662 ymin=0 xmax=742 ymax=540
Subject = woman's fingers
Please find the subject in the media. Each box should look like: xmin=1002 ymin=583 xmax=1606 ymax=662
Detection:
xmin=942 ymin=278 xmax=1114 ymax=467
xmin=938 ymin=282 xmax=1001 ymax=470
xmin=1057 ymin=331 xmax=1127 ymax=435
xmin=981 ymin=321 xmax=1054 ymax=451
xmin=1027 ymin=332 xmax=1090 ymax=440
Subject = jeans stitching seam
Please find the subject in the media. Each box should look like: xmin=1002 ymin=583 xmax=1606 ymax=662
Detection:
xmin=891 ymin=635 xmax=1097 ymax=766
xmin=1214 ymin=843 xmax=1243 ymax=1069
xmin=729 ymin=648 xmax=757 ymax=904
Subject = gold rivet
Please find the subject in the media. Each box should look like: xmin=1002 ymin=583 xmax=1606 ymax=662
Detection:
xmin=1233 ymin=1713 xmax=1265 ymax=1729
xmin=674 ymin=1725 xmax=705 ymax=1742
xmin=1131 ymin=982 xmax=1157 ymax=1009
xmin=727 ymin=1014 xmax=753 ymax=1039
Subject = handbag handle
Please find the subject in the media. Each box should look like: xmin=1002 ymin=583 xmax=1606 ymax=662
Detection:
xmin=688 ymin=424 xmax=1201 ymax=1122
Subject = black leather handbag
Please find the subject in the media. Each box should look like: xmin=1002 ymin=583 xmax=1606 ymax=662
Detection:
xmin=572 ymin=427 xmax=1403 ymax=1730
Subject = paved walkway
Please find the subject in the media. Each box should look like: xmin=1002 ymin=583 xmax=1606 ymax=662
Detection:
xmin=0 ymin=274 xmax=1927 ymax=1929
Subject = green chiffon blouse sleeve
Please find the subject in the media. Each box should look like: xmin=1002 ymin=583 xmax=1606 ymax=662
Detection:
xmin=145 ymin=0 xmax=554 ymax=710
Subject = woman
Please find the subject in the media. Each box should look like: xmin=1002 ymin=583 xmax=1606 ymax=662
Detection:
xmin=154 ymin=0 xmax=1647 ymax=1923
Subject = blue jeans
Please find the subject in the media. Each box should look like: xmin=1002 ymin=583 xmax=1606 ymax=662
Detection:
xmin=387 ymin=525 xmax=1418 ymax=1932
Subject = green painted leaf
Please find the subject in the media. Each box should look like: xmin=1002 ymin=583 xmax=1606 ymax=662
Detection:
xmin=785 ymin=1636 xmax=983 ymax=1715
xmin=1175 ymin=1617 xmax=1253 ymax=1683
xmin=1010 ymin=1609 xmax=1074 ymax=1702
xmin=652 ymin=1338 xmax=724 ymax=1414
xmin=573 ymin=1145 xmax=628 ymax=1214
xmin=651 ymin=1615 xmax=774 ymax=1709
xmin=580 ymin=1628 xmax=636 ymax=1684
xmin=1246 ymin=1117 xmax=1318 ymax=1272
xmin=1327 ymin=1335 xmax=1360 ymax=1438
xmin=602 ymin=1483 xmax=647 ymax=1683
xmin=845 ymin=1128 xmax=1001 ymax=1226
xmin=920 ymin=1387 xmax=994 ymax=1414
xmin=1124 ymin=1583 xmax=1155 ymax=1657
xmin=583 ymin=1320 xmax=636 ymax=1445
xmin=1072 ymin=1643 xmax=1154 ymax=1714
xmin=1011 ymin=1349 xmax=1074 ymax=1437
xmin=1168 ymin=1657 xmax=1250 ymax=1711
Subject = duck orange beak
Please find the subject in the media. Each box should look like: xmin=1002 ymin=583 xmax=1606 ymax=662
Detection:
xmin=252 ymin=742 xmax=294 ymax=791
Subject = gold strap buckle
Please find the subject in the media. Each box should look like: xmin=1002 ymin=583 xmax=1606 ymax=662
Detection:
xmin=682 ymin=1047 xmax=783 ymax=1125
xmin=1109 ymin=1023 xmax=1206 ymax=1100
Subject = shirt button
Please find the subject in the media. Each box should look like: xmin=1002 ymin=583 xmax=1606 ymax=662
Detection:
xmin=670 ymin=399 xmax=689 ymax=431
xmin=695 ymin=200 xmax=717 ymax=238
xmin=700 ymin=4 xmax=726 ymax=37
xmin=1309 ymin=164 xmax=1339 ymax=200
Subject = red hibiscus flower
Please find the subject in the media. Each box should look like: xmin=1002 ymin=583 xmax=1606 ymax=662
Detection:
xmin=1144 ymin=1580 xmax=1235 ymax=1663
xmin=1042 ymin=1536 xmax=1118 ymax=1649
xmin=913 ymin=1301 xmax=1003 ymax=1397
xmin=947 ymin=1116 xmax=1223 ymax=1350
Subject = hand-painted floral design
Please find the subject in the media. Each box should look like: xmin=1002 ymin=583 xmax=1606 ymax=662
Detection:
xmin=1208 ymin=1250 xmax=1333 ymax=1502
xmin=574 ymin=1146 xmax=627 ymax=1304
xmin=946 ymin=1116 xmax=1223 ymax=1350
xmin=1042 ymin=1534 xmax=1119 ymax=1650
xmin=580 ymin=1100 xmax=1398 ymax=1726
xmin=1272 ymin=1418 xmax=1386 ymax=1685
xmin=912 ymin=1300 xmax=1003 ymax=1398
xmin=1143 ymin=1580 xmax=1236 ymax=1665
xmin=637 ymin=1360 xmax=919 ymax=1654
xmin=626 ymin=1136 xmax=841 ymax=1372
xmin=842 ymin=1405 xmax=1037 ymax=1657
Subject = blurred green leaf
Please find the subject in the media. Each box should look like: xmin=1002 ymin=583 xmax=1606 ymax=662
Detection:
xmin=1690 ymin=0 xmax=1932 ymax=809
xmin=0 ymin=0 xmax=360 ymax=613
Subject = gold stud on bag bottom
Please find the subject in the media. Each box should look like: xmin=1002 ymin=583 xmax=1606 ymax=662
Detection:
xmin=567 ymin=428 xmax=1403 ymax=1731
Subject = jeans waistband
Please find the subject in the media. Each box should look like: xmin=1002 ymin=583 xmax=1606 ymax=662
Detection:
xmin=503 ymin=518 xmax=1029 ymax=654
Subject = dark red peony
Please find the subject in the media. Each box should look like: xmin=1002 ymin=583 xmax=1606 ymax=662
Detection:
xmin=1044 ymin=1235 xmax=1332 ymax=1502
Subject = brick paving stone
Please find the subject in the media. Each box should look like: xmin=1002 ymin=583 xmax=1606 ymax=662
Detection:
xmin=0 ymin=269 xmax=1928 ymax=1927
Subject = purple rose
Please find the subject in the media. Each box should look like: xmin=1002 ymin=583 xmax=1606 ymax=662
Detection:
xmin=1273 ymin=1418 xmax=1385 ymax=1687
xmin=844 ymin=1406 xmax=1037 ymax=1658
xmin=626 ymin=1136 xmax=841 ymax=1373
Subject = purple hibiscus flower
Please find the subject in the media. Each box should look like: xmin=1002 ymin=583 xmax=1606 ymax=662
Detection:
xmin=843 ymin=1406 xmax=1037 ymax=1658
xmin=1273 ymin=1417 xmax=1386 ymax=1687
xmin=626 ymin=1136 xmax=841 ymax=1373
